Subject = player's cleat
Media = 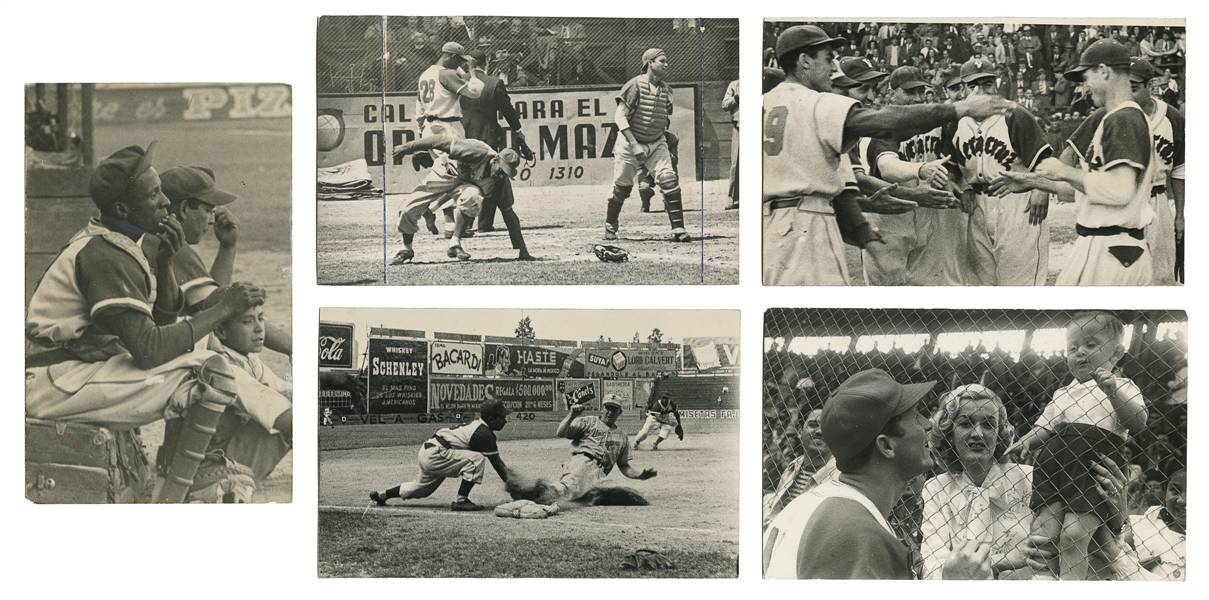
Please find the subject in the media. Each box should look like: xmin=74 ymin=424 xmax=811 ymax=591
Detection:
xmin=424 ymin=212 xmax=440 ymax=235
xmin=478 ymin=224 xmax=496 ymax=233
xmin=390 ymin=248 xmax=415 ymax=265
xmin=672 ymin=232 xmax=693 ymax=243
xmin=447 ymin=245 xmax=471 ymax=261
xmin=451 ymin=499 xmax=487 ymax=512
xmin=517 ymin=250 xmax=537 ymax=261
xmin=651 ymin=444 xmax=660 ymax=451
xmin=370 ymin=490 xmax=387 ymax=506
xmin=463 ymin=229 xmax=475 ymax=238
xmin=641 ymin=202 xmax=650 ymax=213
xmin=604 ymin=224 xmax=618 ymax=241
xmin=725 ymin=201 xmax=739 ymax=210
xmin=633 ymin=442 xmax=641 ymax=450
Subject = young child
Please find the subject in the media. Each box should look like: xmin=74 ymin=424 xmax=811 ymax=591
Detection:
xmin=1010 ymin=312 xmax=1147 ymax=579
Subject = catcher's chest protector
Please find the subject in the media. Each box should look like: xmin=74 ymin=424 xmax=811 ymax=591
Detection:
xmin=25 ymin=419 xmax=152 ymax=503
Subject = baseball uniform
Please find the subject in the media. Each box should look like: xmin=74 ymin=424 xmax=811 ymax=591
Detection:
xmin=395 ymin=137 xmax=505 ymax=236
xmin=633 ymin=395 xmax=679 ymax=447
xmin=1059 ymin=102 xmax=1156 ymax=285
xmin=394 ymin=418 xmax=502 ymax=499
xmin=1140 ymin=99 xmax=1185 ymax=285
xmin=941 ymin=106 xmax=1053 ymax=286
xmin=723 ymin=79 xmax=740 ymax=207
xmin=322 ymin=407 xmax=334 ymax=428
xmin=548 ymin=415 xmax=631 ymax=501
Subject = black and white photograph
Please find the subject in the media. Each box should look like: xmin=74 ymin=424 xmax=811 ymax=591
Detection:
xmin=761 ymin=20 xmax=1186 ymax=286
xmin=316 ymin=16 xmax=740 ymax=285
xmin=763 ymin=308 xmax=1187 ymax=580
xmin=23 ymin=83 xmax=293 ymax=503
xmin=318 ymin=308 xmax=739 ymax=577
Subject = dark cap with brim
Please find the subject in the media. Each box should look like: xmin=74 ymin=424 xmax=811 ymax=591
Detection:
xmin=960 ymin=57 xmax=998 ymax=83
xmin=840 ymin=57 xmax=888 ymax=83
xmin=497 ymin=149 xmax=520 ymax=177
xmin=1129 ymin=56 xmax=1157 ymax=83
xmin=889 ymin=66 xmax=929 ymax=90
xmin=161 ymin=166 xmax=237 ymax=207
xmin=820 ymin=369 xmax=936 ymax=462
xmin=1064 ymin=39 xmax=1132 ymax=81
xmin=441 ymin=41 xmax=473 ymax=62
xmin=88 ymin=140 xmax=158 ymax=209
xmin=481 ymin=398 xmax=511 ymax=418
xmin=776 ymin=25 xmax=847 ymax=63
xmin=830 ymin=72 xmax=860 ymax=89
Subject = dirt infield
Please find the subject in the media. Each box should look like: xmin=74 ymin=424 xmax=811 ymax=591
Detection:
xmin=317 ymin=180 xmax=739 ymax=285
xmin=318 ymin=415 xmax=739 ymax=577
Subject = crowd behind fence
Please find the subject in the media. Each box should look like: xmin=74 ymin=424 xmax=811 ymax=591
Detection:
xmin=763 ymin=309 xmax=1187 ymax=579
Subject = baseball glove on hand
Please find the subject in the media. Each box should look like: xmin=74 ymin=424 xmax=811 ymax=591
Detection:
xmin=675 ymin=424 xmax=684 ymax=441
xmin=637 ymin=467 xmax=657 ymax=480
xmin=515 ymin=138 xmax=535 ymax=162
xmin=593 ymin=244 xmax=629 ymax=263
xmin=620 ymin=549 xmax=676 ymax=571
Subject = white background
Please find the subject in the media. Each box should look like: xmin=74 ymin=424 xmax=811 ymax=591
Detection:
xmin=1 ymin=1 xmax=1201 ymax=597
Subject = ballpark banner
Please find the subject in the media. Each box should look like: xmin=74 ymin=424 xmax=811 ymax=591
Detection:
xmin=319 ymin=321 xmax=356 ymax=369
xmin=366 ymin=337 xmax=428 ymax=414
xmin=602 ymin=379 xmax=636 ymax=410
xmin=485 ymin=343 xmax=575 ymax=378
xmin=583 ymin=348 xmax=680 ymax=378
xmin=317 ymin=85 xmax=697 ymax=191
xmin=556 ymin=378 xmax=601 ymax=410
xmin=430 ymin=377 xmax=556 ymax=412
xmin=429 ymin=340 xmax=484 ymax=376
xmin=94 ymin=84 xmax=292 ymax=124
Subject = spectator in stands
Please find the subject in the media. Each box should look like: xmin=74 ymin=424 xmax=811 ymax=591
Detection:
xmin=1126 ymin=469 xmax=1185 ymax=579
xmin=763 ymin=395 xmax=836 ymax=529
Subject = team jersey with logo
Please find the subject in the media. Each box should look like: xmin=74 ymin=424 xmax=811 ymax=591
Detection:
xmin=1064 ymin=102 xmax=1155 ymax=228
xmin=941 ymin=106 xmax=1052 ymax=185
xmin=565 ymin=415 xmax=630 ymax=474
xmin=763 ymin=82 xmax=860 ymax=202
xmin=1076 ymin=99 xmax=1185 ymax=187
xmin=433 ymin=418 xmax=500 ymax=456
xmin=646 ymin=397 xmax=678 ymax=417
xmin=859 ymin=126 xmax=944 ymax=179
xmin=417 ymin=64 xmax=465 ymax=121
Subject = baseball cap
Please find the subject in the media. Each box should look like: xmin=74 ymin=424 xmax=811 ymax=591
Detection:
xmin=467 ymin=48 xmax=489 ymax=65
xmin=960 ymin=57 xmax=997 ymax=83
xmin=840 ymin=57 xmax=888 ymax=83
xmin=889 ymin=66 xmax=929 ymax=90
xmin=496 ymin=149 xmax=520 ymax=177
xmin=820 ymin=369 xmax=936 ymax=462
xmin=480 ymin=398 xmax=511 ymax=418
xmin=1129 ymin=56 xmax=1157 ymax=83
xmin=1064 ymin=39 xmax=1132 ymax=81
xmin=830 ymin=71 xmax=860 ymax=89
xmin=641 ymin=48 xmax=667 ymax=72
xmin=941 ymin=66 xmax=963 ymax=89
xmin=763 ymin=67 xmax=787 ymax=93
xmin=440 ymin=41 xmax=472 ymax=61
xmin=88 ymin=140 xmax=158 ymax=209
xmin=602 ymin=394 xmax=623 ymax=409
xmin=160 ymin=166 xmax=237 ymax=207
xmin=775 ymin=25 xmax=847 ymax=63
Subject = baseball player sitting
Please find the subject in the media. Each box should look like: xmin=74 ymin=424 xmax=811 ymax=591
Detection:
xmin=24 ymin=141 xmax=274 ymax=502
xmin=391 ymin=136 xmax=521 ymax=263
xmin=369 ymin=399 xmax=513 ymax=511
xmin=543 ymin=395 xmax=656 ymax=503
xmin=633 ymin=393 xmax=682 ymax=450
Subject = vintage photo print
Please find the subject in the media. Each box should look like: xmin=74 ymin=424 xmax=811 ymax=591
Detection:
xmin=761 ymin=19 xmax=1185 ymax=286
xmin=318 ymin=308 xmax=739 ymax=577
xmin=763 ymin=308 xmax=1186 ymax=580
xmin=24 ymin=83 xmax=293 ymax=503
xmin=316 ymin=16 xmax=739 ymax=285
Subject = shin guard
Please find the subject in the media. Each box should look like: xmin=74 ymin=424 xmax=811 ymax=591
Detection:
xmin=155 ymin=355 xmax=239 ymax=503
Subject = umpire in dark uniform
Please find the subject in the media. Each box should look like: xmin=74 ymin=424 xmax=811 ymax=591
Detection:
xmin=461 ymin=48 xmax=526 ymax=234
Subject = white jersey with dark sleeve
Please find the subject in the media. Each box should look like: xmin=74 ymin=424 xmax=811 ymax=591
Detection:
xmin=434 ymin=418 xmax=500 ymax=456
xmin=564 ymin=415 xmax=630 ymax=474
xmin=762 ymin=82 xmax=860 ymax=201
xmin=1065 ymin=102 xmax=1155 ymax=228
xmin=417 ymin=64 xmax=465 ymax=121
xmin=942 ymin=106 xmax=1052 ymax=184
xmin=1146 ymin=99 xmax=1185 ymax=184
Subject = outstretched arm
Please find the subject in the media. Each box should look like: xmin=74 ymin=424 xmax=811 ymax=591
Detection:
xmin=488 ymin=453 xmax=509 ymax=482
xmin=393 ymin=135 xmax=454 ymax=159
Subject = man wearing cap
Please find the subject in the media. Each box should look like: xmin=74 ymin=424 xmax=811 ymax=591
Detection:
xmin=604 ymin=48 xmax=692 ymax=243
xmin=544 ymin=395 xmax=657 ymax=503
xmin=25 ymin=142 xmax=270 ymax=502
xmin=763 ymin=369 xmax=994 ymax=579
xmin=993 ymin=40 xmax=1156 ymax=286
xmin=459 ymin=48 xmax=527 ymax=236
xmin=762 ymin=24 xmax=1013 ymax=286
xmin=632 ymin=393 xmax=682 ymax=450
xmin=369 ymin=398 xmax=513 ymax=511
xmin=856 ymin=66 xmax=965 ymax=286
xmin=391 ymin=135 xmax=523 ymax=263
xmin=722 ymin=78 xmax=740 ymax=210
xmin=161 ymin=166 xmax=292 ymax=355
xmin=938 ymin=56 xmax=1053 ymax=287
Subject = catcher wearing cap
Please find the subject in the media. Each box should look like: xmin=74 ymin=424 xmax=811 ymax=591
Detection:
xmin=369 ymin=398 xmax=513 ymax=512
xmin=542 ymin=394 xmax=657 ymax=503
xmin=632 ymin=393 xmax=682 ymax=450
xmin=604 ymin=48 xmax=692 ymax=243
xmin=392 ymin=136 xmax=523 ymax=263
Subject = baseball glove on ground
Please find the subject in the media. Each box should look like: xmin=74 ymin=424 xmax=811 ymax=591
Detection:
xmin=593 ymin=244 xmax=629 ymax=263
xmin=675 ymin=424 xmax=684 ymax=441
xmin=620 ymin=549 xmax=676 ymax=571
xmin=578 ymin=485 xmax=649 ymax=506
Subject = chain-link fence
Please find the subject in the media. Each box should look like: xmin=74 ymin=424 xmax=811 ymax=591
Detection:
xmin=763 ymin=309 xmax=1187 ymax=580
xmin=318 ymin=16 xmax=738 ymax=94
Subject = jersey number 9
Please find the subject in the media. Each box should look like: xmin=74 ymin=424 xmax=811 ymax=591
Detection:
xmin=764 ymin=106 xmax=788 ymax=156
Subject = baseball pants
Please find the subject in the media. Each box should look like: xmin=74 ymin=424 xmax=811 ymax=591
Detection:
xmin=421 ymin=120 xmax=465 ymax=171
xmin=549 ymin=454 xmax=606 ymax=501
xmin=397 ymin=445 xmax=487 ymax=499
xmin=1056 ymin=233 xmax=1154 ymax=286
xmin=861 ymin=211 xmax=918 ymax=286
xmin=913 ymin=207 xmax=970 ymax=286
xmin=634 ymin=415 xmax=675 ymax=445
xmin=966 ymin=192 xmax=1048 ymax=286
xmin=396 ymin=172 xmax=482 ymax=236
xmin=728 ymin=124 xmax=739 ymax=203
xmin=763 ymin=199 xmax=850 ymax=286
xmin=1144 ymin=191 xmax=1176 ymax=285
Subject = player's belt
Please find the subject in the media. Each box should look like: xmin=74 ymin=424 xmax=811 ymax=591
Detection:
xmin=423 ymin=116 xmax=461 ymax=122
xmin=1151 ymin=185 xmax=1167 ymax=197
xmin=1075 ymin=224 xmax=1144 ymax=240
xmin=423 ymin=436 xmax=453 ymax=450
xmin=572 ymin=452 xmax=604 ymax=465
xmin=764 ymin=195 xmax=834 ymax=215
xmin=968 ymin=183 xmax=991 ymax=195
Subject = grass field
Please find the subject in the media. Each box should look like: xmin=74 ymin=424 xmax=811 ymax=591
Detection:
xmin=317 ymin=180 xmax=740 ymax=285
xmin=318 ymin=414 xmax=739 ymax=578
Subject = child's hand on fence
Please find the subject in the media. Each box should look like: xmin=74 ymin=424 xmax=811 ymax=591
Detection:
xmin=1093 ymin=367 xmax=1121 ymax=396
